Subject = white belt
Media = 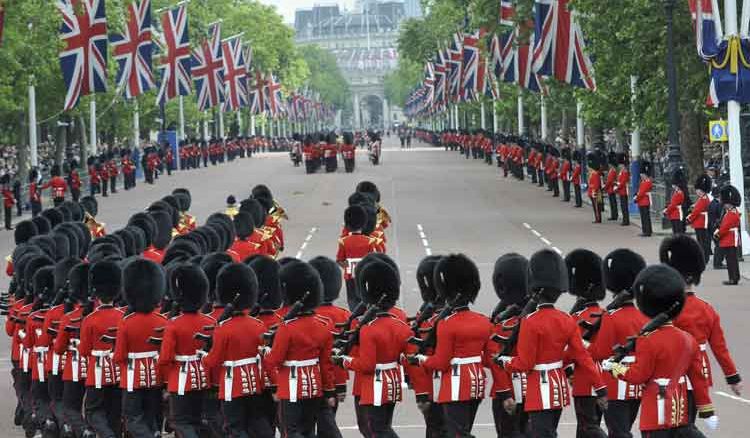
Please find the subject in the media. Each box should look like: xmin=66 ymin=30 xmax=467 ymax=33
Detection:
xmin=52 ymin=353 xmax=60 ymax=376
xmin=533 ymin=361 xmax=563 ymax=371
xmin=620 ymin=355 xmax=636 ymax=364
xmin=654 ymin=378 xmax=671 ymax=425
xmin=127 ymin=351 xmax=158 ymax=392
xmin=699 ymin=343 xmax=707 ymax=352
xmin=175 ymin=354 xmax=201 ymax=362
xmin=223 ymin=356 xmax=261 ymax=401
xmin=615 ymin=356 xmax=637 ymax=400
xmin=284 ymin=358 xmax=319 ymax=403
xmin=449 ymin=356 xmax=482 ymax=401
xmin=345 ymin=258 xmax=362 ymax=276
xmin=92 ymin=350 xmax=112 ymax=389
xmin=373 ymin=362 xmax=399 ymax=407
xmin=34 ymin=347 xmax=48 ymax=382
xmin=512 ymin=373 xmax=524 ymax=404
xmin=68 ymin=345 xmax=80 ymax=382
xmin=175 ymin=354 xmax=202 ymax=396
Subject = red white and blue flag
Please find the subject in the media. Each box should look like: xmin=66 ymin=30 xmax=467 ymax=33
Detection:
xmin=500 ymin=0 xmax=515 ymax=26
xmin=446 ymin=33 xmax=463 ymax=102
xmin=460 ymin=30 xmax=482 ymax=101
xmin=57 ymin=0 xmax=108 ymax=110
xmin=501 ymin=27 xmax=541 ymax=92
xmin=221 ymin=36 xmax=248 ymax=111
xmin=532 ymin=0 xmax=596 ymax=90
xmin=111 ymin=0 xmax=154 ymax=99
xmin=191 ymin=22 xmax=224 ymax=111
xmin=689 ymin=0 xmax=723 ymax=61
xmin=250 ymin=69 xmax=266 ymax=114
xmin=266 ymin=72 xmax=284 ymax=116
xmin=433 ymin=49 xmax=447 ymax=109
xmin=155 ymin=3 xmax=191 ymax=105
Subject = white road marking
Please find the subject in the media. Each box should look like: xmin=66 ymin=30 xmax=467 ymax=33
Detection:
xmin=300 ymin=242 xmax=308 ymax=250
xmin=541 ymin=237 xmax=551 ymax=245
xmin=524 ymin=223 xmax=563 ymax=255
xmin=523 ymin=223 xmax=532 ymax=229
xmin=531 ymin=230 xmax=542 ymax=237
xmin=416 ymin=224 xmax=423 ymax=231
xmin=425 ymin=248 xmax=432 ymax=256
xmin=419 ymin=231 xmax=426 ymax=239
xmin=418 ymin=225 xmax=431 ymax=256
xmin=339 ymin=422 xmax=576 ymax=431
xmin=552 ymin=247 xmax=563 ymax=255
xmin=421 ymin=238 xmax=429 ymax=247
xmin=715 ymin=390 xmax=750 ymax=405
xmin=296 ymin=227 xmax=317 ymax=259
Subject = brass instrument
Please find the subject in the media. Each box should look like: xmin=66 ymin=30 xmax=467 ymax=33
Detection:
xmin=83 ymin=212 xmax=106 ymax=238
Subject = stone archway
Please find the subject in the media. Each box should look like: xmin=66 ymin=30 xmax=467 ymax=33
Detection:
xmin=352 ymin=89 xmax=390 ymax=130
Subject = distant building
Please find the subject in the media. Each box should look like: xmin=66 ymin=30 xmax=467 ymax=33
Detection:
xmin=404 ymin=0 xmax=422 ymax=17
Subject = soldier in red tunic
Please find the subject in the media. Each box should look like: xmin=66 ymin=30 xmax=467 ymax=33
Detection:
xmin=337 ymin=205 xmax=379 ymax=311
xmin=227 ymin=212 xmax=262 ymax=263
xmin=614 ymin=153 xmax=631 ymax=226
xmin=486 ymin=253 xmax=530 ymax=437
xmin=2 ymin=174 xmax=15 ymax=229
xmin=560 ymin=148 xmax=572 ymax=202
xmin=67 ymin=160 xmax=82 ymax=202
xmin=714 ymin=185 xmax=742 ymax=285
xmin=78 ymin=261 xmax=125 ymax=438
xmin=587 ymin=151 xmax=605 ymax=224
xmin=28 ymin=169 xmax=42 ymax=217
xmin=605 ymin=152 xmax=619 ymax=221
xmin=603 ymin=265 xmax=717 ymax=437
xmin=564 ymin=249 xmax=608 ymax=438
xmin=158 ymin=263 xmax=215 ymax=437
xmin=114 ymin=259 xmax=167 ymax=437
xmin=141 ymin=211 xmax=172 ymax=264
xmin=663 ymin=168 xmax=688 ymax=234
xmin=588 ymin=249 xmax=648 ymax=437
xmin=41 ymin=165 xmax=68 ymax=207
xmin=415 ymin=254 xmax=492 ymax=438
xmin=262 ymin=261 xmax=337 ymax=438
xmin=661 ymin=234 xmax=742 ymax=427
xmin=497 ymin=249 xmax=606 ymax=437
xmin=634 ymin=161 xmax=654 ymax=237
xmin=686 ymin=175 xmax=712 ymax=263
xmin=572 ymin=150 xmax=583 ymax=208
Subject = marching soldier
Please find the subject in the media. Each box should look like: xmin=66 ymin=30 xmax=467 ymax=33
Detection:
xmin=2 ymin=174 xmax=14 ymax=229
xmin=28 ymin=170 xmax=42 ymax=218
xmin=560 ymin=148 xmax=572 ymax=202
xmin=41 ymin=165 xmax=68 ymax=207
xmin=87 ymin=157 xmax=100 ymax=197
xmin=227 ymin=212 xmax=262 ymax=262
xmin=686 ymin=175 xmax=712 ymax=263
xmin=615 ymin=154 xmax=630 ymax=226
xmin=605 ymin=152 xmax=618 ymax=221
xmin=107 ymin=155 xmax=118 ymax=194
xmin=67 ymin=161 xmax=82 ymax=202
xmin=337 ymin=205 xmax=379 ymax=311
xmin=634 ymin=161 xmax=653 ymax=237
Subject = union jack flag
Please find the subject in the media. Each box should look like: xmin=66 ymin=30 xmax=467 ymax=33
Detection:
xmin=266 ymin=72 xmax=284 ymax=117
xmin=501 ymin=27 xmax=542 ymax=92
xmin=191 ymin=22 xmax=224 ymax=111
xmin=111 ymin=0 xmax=154 ymax=99
xmin=689 ymin=0 xmax=722 ymax=61
xmin=221 ymin=36 xmax=248 ymax=111
xmin=532 ymin=0 xmax=596 ymax=90
xmin=500 ymin=0 xmax=515 ymax=26
xmin=249 ymin=69 xmax=266 ymax=114
xmin=489 ymin=33 xmax=503 ymax=81
xmin=446 ymin=33 xmax=463 ymax=102
xmin=155 ymin=4 xmax=191 ymax=105
xmin=57 ymin=0 xmax=108 ymax=111
xmin=433 ymin=50 xmax=446 ymax=108
xmin=461 ymin=30 xmax=482 ymax=101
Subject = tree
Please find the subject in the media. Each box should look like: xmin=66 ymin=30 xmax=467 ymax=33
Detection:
xmin=298 ymin=44 xmax=349 ymax=110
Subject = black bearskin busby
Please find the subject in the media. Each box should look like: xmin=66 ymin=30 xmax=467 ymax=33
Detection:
xmin=68 ymin=262 xmax=89 ymax=303
xmin=433 ymin=254 xmax=480 ymax=306
xmin=172 ymin=188 xmax=192 ymax=210
xmin=239 ymin=199 xmax=266 ymax=228
xmin=659 ymin=235 xmax=705 ymax=285
xmin=33 ymin=266 xmax=56 ymax=304
xmin=233 ymin=211 xmax=255 ymax=240
xmin=356 ymin=181 xmax=381 ymax=203
xmin=492 ymin=253 xmax=529 ymax=306
xmin=603 ymin=249 xmax=646 ymax=294
xmin=216 ymin=263 xmax=258 ymax=310
xmin=200 ymin=252 xmax=234 ymax=302
xmin=170 ymin=263 xmax=209 ymax=312
xmin=720 ymin=184 xmax=742 ymax=207
xmin=639 ymin=160 xmax=652 ymax=177
xmin=14 ymin=220 xmax=38 ymax=245
xmin=348 ymin=192 xmax=375 ymax=207
xmin=31 ymin=215 xmax=51 ymax=235
xmin=309 ymin=256 xmax=343 ymax=304
xmin=41 ymin=209 xmax=64 ymax=229
xmin=89 ymin=260 xmax=122 ymax=302
xmin=128 ymin=213 xmax=157 ymax=248
xmin=149 ymin=210 xmax=173 ymax=250
xmin=694 ymin=174 xmax=712 ymax=193
xmin=245 ymin=255 xmax=282 ymax=310
xmin=528 ymin=249 xmax=568 ymax=302
xmin=279 ymin=261 xmax=322 ymax=312
xmin=358 ymin=259 xmax=400 ymax=308
xmin=565 ymin=249 xmax=605 ymax=301
xmin=123 ymin=259 xmax=165 ymax=313
xmin=633 ymin=264 xmax=686 ymax=319
xmin=80 ymin=196 xmax=98 ymax=217
xmin=416 ymin=255 xmax=442 ymax=304
xmin=344 ymin=205 xmax=367 ymax=231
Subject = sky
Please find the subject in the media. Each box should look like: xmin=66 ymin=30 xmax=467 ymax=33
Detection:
xmin=260 ymin=0 xmax=356 ymax=24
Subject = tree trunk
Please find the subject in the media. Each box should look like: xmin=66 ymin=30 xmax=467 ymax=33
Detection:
xmin=561 ymin=108 xmax=569 ymax=143
xmin=590 ymin=126 xmax=605 ymax=149
xmin=680 ymin=110 xmax=704 ymax=183
xmin=77 ymin=115 xmax=88 ymax=168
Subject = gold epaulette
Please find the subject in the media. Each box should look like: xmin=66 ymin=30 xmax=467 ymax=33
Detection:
xmin=272 ymin=201 xmax=288 ymax=220
xmin=259 ymin=226 xmax=275 ymax=241
xmin=5 ymin=255 xmax=12 ymax=263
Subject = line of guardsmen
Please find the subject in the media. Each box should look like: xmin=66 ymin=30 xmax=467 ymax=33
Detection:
xmin=422 ymin=129 xmax=744 ymax=288
xmin=293 ymin=132 xmax=358 ymax=174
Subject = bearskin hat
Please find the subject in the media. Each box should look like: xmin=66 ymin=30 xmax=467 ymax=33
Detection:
xmin=561 ymin=148 xmax=572 ymax=161
xmin=239 ymin=199 xmax=266 ymax=228
xmin=206 ymin=213 xmax=236 ymax=246
xmin=29 ymin=235 xmax=57 ymax=259
xmin=359 ymin=259 xmax=399 ymax=308
xmin=70 ymin=222 xmax=91 ymax=255
xmin=149 ymin=200 xmax=179 ymax=228
xmin=123 ymin=259 xmax=165 ymax=313
xmin=51 ymin=232 xmax=71 ymax=260
xmin=172 ymin=188 xmax=192 ymax=210
xmin=617 ymin=152 xmax=628 ymax=166
xmin=149 ymin=210 xmax=173 ymax=250
xmin=233 ymin=211 xmax=255 ymax=240
xmin=344 ymin=205 xmax=367 ymax=231
xmin=33 ymin=266 xmax=56 ymax=304
xmin=279 ymin=261 xmax=322 ymax=311
xmin=245 ymin=255 xmax=282 ymax=309
xmin=603 ymin=248 xmax=646 ymax=294
xmin=416 ymin=255 xmax=442 ymax=304
xmin=251 ymin=184 xmax=273 ymax=201
xmin=633 ymin=264 xmax=686 ymax=319
xmin=173 ymin=193 xmax=191 ymax=213
xmin=31 ymin=215 xmax=51 ymax=235
xmin=565 ymin=249 xmax=605 ymax=301
xmin=124 ymin=226 xmax=146 ymax=255
xmin=671 ymin=167 xmax=687 ymax=188
xmin=79 ymin=196 xmax=98 ymax=217
xmin=89 ymin=260 xmax=122 ymax=302
xmin=14 ymin=220 xmax=38 ymax=245
xmin=354 ymin=254 xmax=400 ymax=288
xmin=170 ymin=263 xmax=208 ymax=312
xmin=128 ymin=213 xmax=157 ymax=247
xmin=356 ymin=181 xmax=381 ymax=203
xmin=659 ymin=235 xmax=705 ymax=285
xmin=180 ymin=232 xmax=207 ymax=255
xmin=87 ymin=243 xmax=122 ymax=263
xmin=348 ymin=191 xmax=375 ymax=207
xmin=720 ymin=184 xmax=742 ymax=207
xmin=113 ymin=229 xmax=137 ymax=257
xmin=57 ymin=204 xmax=74 ymax=223
xmin=206 ymin=223 xmax=230 ymax=252
xmin=200 ymin=252 xmax=234 ymax=301
xmin=608 ymin=151 xmax=618 ymax=167
xmin=434 ymin=254 xmax=480 ymax=306
xmin=51 ymin=165 xmax=61 ymax=177
xmin=308 ymin=256 xmax=342 ymax=304
xmin=161 ymin=195 xmax=180 ymax=214
xmin=639 ymin=160 xmax=652 ymax=177
xmin=98 ymin=234 xmax=125 ymax=256
xmin=41 ymin=209 xmax=64 ymax=229
xmin=20 ymin=254 xmax=53 ymax=300
xmin=216 ymin=262 xmax=258 ymax=310
xmin=194 ymin=226 xmax=220 ymax=253
xmin=57 ymin=227 xmax=80 ymax=260
xmin=62 ymin=201 xmax=84 ymax=222
xmin=492 ymin=253 xmax=529 ymax=306
xmin=68 ymin=263 xmax=89 ymax=303
xmin=54 ymin=257 xmax=80 ymax=298
xmin=254 ymin=195 xmax=273 ymax=216
xmin=343 ymin=132 xmax=354 ymax=145
xmin=694 ymin=174 xmax=712 ymax=193
xmin=528 ymin=249 xmax=568 ymax=302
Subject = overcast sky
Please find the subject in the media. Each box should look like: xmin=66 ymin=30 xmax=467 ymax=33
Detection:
xmin=260 ymin=0 xmax=356 ymax=24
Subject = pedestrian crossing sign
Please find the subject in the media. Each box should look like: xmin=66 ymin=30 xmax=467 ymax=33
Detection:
xmin=709 ymin=120 xmax=728 ymax=142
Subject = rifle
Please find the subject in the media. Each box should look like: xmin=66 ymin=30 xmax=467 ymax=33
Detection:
xmin=492 ymin=296 xmax=538 ymax=359
xmin=610 ymin=302 xmax=680 ymax=363
xmin=193 ymin=293 xmax=243 ymax=351
xmin=405 ymin=293 xmax=464 ymax=364
xmin=249 ymin=292 xmax=269 ymax=318
xmin=409 ymin=302 xmax=435 ymax=338
xmin=568 ymin=297 xmax=589 ymax=315
xmin=263 ymin=292 xmax=311 ymax=347
xmin=491 ymin=302 xmax=521 ymax=325
xmin=332 ymin=295 xmax=387 ymax=355
xmin=578 ymin=290 xmax=633 ymax=341
xmin=335 ymin=301 xmax=366 ymax=332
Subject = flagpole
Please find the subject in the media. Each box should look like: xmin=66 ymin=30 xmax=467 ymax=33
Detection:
xmin=250 ymin=114 xmax=256 ymax=136
xmin=576 ymin=100 xmax=584 ymax=148
xmin=90 ymin=98 xmax=97 ymax=155
xmin=236 ymin=111 xmax=242 ymax=136
xmin=629 ymin=76 xmax=641 ymax=215
xmin=219 ymin=110 xmax=225 ymax=140
xmin=203 ymin=118 xmax=208 ymax=141
xmin=724 ymin=0 xmax=750 ymax=253
xmin=540 ymin=94 xmax=548 ymax=141
xmin=178 ymin=96 xmax=185 ymax=141
xmin=28 ymin=76 xmax=38 ymax=167
xmin=517 ymin=95 xmax=524 ymax=136
xmin=133 ymin=100 xmax=140 ymax=149
xmin=480 ymin=101 xmax=486 ymax=130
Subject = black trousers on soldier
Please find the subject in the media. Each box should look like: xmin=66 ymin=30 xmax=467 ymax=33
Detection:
xmin=423 ymin=401 xmax=447 ymax=438
xmin=85 ymin=386 xmax=122 ymax=438
xmin=363 ymin=403 xmax=398 ymax=438
xmin=4 ymin=206 xmax=12 ymax=229
xmin=279 ymin=398 xmax=320 ymax=438
xmin=574 ymin=396 xmax=607 ymax=438
xmin=608 ymin=193 xmax=619 ymax=220
xmin=110 ymin=176 xmax=117 ymax=193
xmin=538 ymin=170 xmax=545 ymax=187
xmin=223 ymin=395 xmax=274 ymax=438
xmin=695 ymin=229 xmax=711 ymax=264
xmin=641 ymin=426 xmax=700 ymax=438
xmin=123 ymin=388 xmax=161 ymax=438
xmin=492 ymin=398 xmax=528 ymax=438
xmin=604 ymin=399 xmax=640 ymax=438
xmin=48 ymin=374 xmax=64 ymax=427
xmin=202 ymin=388 xmax=224 ymax=438
xmin=639 ymin=206 xmax=652 ymax=236
xmin=562 ymin=181 xmax=571 ymax=202
xmin=574 ymin=185 xmax=583 ymax=207
xmin=725 ymin=246 xmax=740 ymax=283
xmin=591 ymin=197 xmax=602 ymax=223
xmin=31 ymin=380 xmax=53 ymax=432
xmin=71 ymin=187 xmax=80 ymax=202
xmin=11 ymin=364 xmax=24 ymax=425
xmin=355 ymin=396 xmax=368 ymax=438
xmin=346 ymin=278 xmax=361 ymax=312
xmin=443 ymin=399 xmax=482 ymax=438
xmin=551 ymin=178 xmax=559 ymax=197
xmin=671 ymin=219 xmax=685 ymax=235
xmin=170 ymin=391 xmax=205 ymax=438
xmin=63 ymin=381 xmax=87 ymax=437
xmin=620 ymin=195 xmax=630 ymax=225
xmin=317 ymin=397 xmax=342 ymax=438
xmin=529 ymin=409 xmax=562 ymax=438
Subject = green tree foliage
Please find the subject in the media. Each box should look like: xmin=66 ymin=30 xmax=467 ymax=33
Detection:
xmin=384 ymin=59 xmax=423 ymax=108
xmin=298 ymin=44 xmax=349 ymax=109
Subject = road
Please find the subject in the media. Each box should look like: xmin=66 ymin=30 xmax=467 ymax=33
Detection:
xmin=0 ymin=136 xmax=747 ymax=437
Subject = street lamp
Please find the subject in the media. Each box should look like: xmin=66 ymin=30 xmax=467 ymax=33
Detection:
xmin=662 ymin=0 xmax=684 ymax=228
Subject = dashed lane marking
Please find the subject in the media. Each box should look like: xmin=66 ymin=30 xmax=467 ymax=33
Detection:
xmin=540 ymin=237 xmax=551 ymax=245
xmin=525 ymin=223 xmax=563 ymax=255
xmin=715 ymin=391 xmax=750 ymax=405
xmin=417 ymin=224 xmax=431 ymax=256
xmin=523 ymin=223 xmax=532 ymax=229
xmin=295 ymin=227 xmax=317 ymax=259
xmin=531 ymin=230 xmax=542 ymax=237
xmin=339 ymin=422 xmax=576 ymax=431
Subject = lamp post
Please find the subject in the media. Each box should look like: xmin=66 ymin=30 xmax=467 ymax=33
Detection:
xmin=662 ymin=0 xmax=684 ymax=228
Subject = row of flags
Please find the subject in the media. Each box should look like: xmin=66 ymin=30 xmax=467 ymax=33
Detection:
xmin=405 ymin=0 xmax=596 ymax=118
xmin=55 ymin=0 xmax=333 ymax=122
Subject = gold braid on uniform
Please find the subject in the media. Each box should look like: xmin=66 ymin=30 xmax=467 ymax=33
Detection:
xmin=609 ymin=363 xmax=629 ymax=379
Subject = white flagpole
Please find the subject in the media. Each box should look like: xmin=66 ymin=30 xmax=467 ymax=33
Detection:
xmin=540 ymin=94 xmax=548 ymax=141
xmin=219 ymin=110 xmax=225 ymax=140
xmin=576 ymin=100 xmax=584 ymax=147
xmin=133 ymin=100 xmax=140 ymax=149
xmin=236 ymin=111 xmax=242 ymax=136
xmin=480 ymin=101 xmax=486 ymax=130
xmin=517 ymin=95 xmax=524 ymax=136
xmin=493 ymin=86 xmax=499 ymax=133
xmin=250 ymin=114 xmax=256 ymax=136
xmin=202 ymin=118 xmax=208 ymax=141
xmin=178 ymin=96 xmax=185 ymax=141
xmin=724 ymin=0 xmax=750 ymax=253
xmin=28 ymin=78 xmax=38 ymax=167
xmin=90 ymin=98 xmax=97 ymax=155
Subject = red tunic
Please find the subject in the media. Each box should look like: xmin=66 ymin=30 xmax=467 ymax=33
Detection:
xmin=316 ymin=304 xmax=352 ymax=392
xmin=78 ymin=304 xmax=124 ymax=388
xmin=422 ymin=308 xmax=493 ymax=403
xmin=248 ymin=229 xmax=275 ymax=257
xmin=716 ymin=208 xmax=741 ymax=248
xmin=41 ymin=304 xmax=66 ymax=376
xmin=69 ymin=171 xmax=81 ymax=190
xmin=673 ymin=292 xmax=739 ymax=386
xmin=227 ymin=238 xmax=261 ymax=263
xmin=616 ymin=169 xmax=630 ymax=196
xmin=486 ymin=315 xmax=527 ymax=404
xmin=336 ymin=233 xmax=378 ymax=280
xmin=634 ymin=178 xmax=653 ymax=207
xmin=687 ymin=195 xmax=710 ymax=230
xmin=23 ymin=308 xmax=49 ymax=382
xmin=42 ymin=176 xmax=68 ymax=199
xmin=560 ymin=161 xmax=571 ymax=182
xmin=587 ymin=171 xmax=601 ymax=199
xmin=664 ymin=188 xmax=685 ymax=221
xmin=53 ymin=306 xmax=89 ymax=383
xmin=572 ymin=164 xmax=582 ymax=186
xmin=113 ymin=311 xmax=167 ymax=391
xmin=142 ymin=246 xmax=165 ymax=264
xmin=605 ymin=168 xmax=617 ymax=195
xmin=158 ymin=312 xmax=215 ymax=394
xmin=568 ymin=303 xmax=605 ymax=397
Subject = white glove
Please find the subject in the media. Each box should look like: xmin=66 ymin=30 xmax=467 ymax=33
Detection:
xmin=414 ymin=354 xmax=427 ymax=364
xmin=497 ymin=356 xmax=512 ymax=367
xmin=258 ymin=346 xmax=271 ymax=357
xmin=703 ymin=415 xmax=719 ymax=431
xmin=601 ymin=359 xmax=615 ymax=371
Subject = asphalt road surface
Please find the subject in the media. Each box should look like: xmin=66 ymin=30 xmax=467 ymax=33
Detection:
xmin=1 ymin=137 xmax=747 ymax=437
